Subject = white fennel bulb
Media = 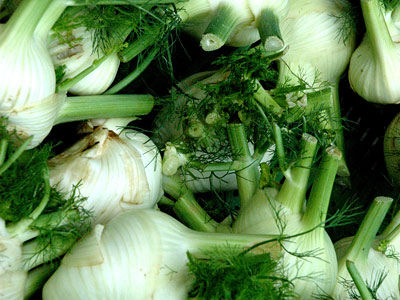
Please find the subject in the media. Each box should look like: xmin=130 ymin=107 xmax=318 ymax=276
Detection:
xmin=348 ymin=0 xmax=400 ymax=104
xmin=0 ymin=0 xmax=59 ymax=149
xmin=0 ymin=219 xmax=26 ymax=300
xmin=278 ymin=0 xmax=355 ymax=87
xmin=48 ymin=123 xmax=162 ymax=224
xmin=49 ymin=27 xmax=120 ymax=95
xmin=42 ymin=209 xmax=281 ymax=300
xmin=333 ymin=197 xmax=400 ymax=300
xmin=0 ymin=0 xmax=141 ymax=149
xmin=277 ymin=0 xmax=355 ymax=176
xmin=233 ymin=139 xmax=340 ymax=298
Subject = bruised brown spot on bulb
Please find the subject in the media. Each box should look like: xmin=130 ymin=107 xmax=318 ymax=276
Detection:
xmin=107 ymin=130 xmax=119 ymax=138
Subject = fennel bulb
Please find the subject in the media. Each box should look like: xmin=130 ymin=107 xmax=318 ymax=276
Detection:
xmin=0 ymin=124 xmax=92 ymax=300
xmin=0 ymin=0 xmax=58 ymax=148
xmin=42 ymin=209 xmax=281 ymax=300
xmin=333 ymin=197 xmax=400 ymax=300
xmin=0 ymin=219 xmax=26 ymax=300
xmin=277 ymin=0 xmax=355 ymax=176
xmin=0 ymin=0 xmax=154 ymax=148
xmin=48 ymin=27 xmax=120 ymax=95
xmin=384 ymin=112 xmax=400 ymax=185
xmin=233 ymin=138 xmax=340 ymax=298
xmin=349 ymin=0 xmax=400 ymax=104
xmin=48 ymin=121 xmax=163 ymax=224
xmin=278 ymin=0 xmax=355 ymax=86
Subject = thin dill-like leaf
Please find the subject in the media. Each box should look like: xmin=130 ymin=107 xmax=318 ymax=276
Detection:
xmin=339 ymin=268 xmax=393 ymax=300
xmin=332 ymin=1 xmax=358 ymax=45
xmin=380 ymin=0 xmax=400 ymax=10
xmin=187 ymin=247 xmax=295 ymax=300
xmin=0 ymin=143 xmax=53 ymax=222
xmin=25 ymin=183 xmax=92 ymax=267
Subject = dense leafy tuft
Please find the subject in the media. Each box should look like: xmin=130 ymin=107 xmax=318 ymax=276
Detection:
xmin=187 ymin=248 xmax=294 ymax=300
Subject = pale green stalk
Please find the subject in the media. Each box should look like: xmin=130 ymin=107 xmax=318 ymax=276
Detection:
xmin=302 ymin=147 xmax=340 ymax=230
xmin=34 ymin=0 xmax=68 ymax=40
xmin=346 ymin=260 xmax=374 ymax=300
xmin=24 ymin=263 xmax=59 ymax=299
xmin=54 ymin=94 xmax=154 ymax=124
xmin=342 ymin=197 xmax=393 ymax=263
xmin=276 ymin=133 xmax=317 ymax=214
xmin=22 ymin=234 xmax=77 ymax=270
xmin=0 ymin=0 xmax=52 ymax=46
xmin=163 ymin=174 xmax=218 ymax=232
xmin=361 ymin=0 xmax=396 ymax=61
xmin=227 ymin=124 xmax=259 ymax=207
xmin=200 ymin=3 xmax=242 ymax=51
xmin=257 ymin=9 xmax=285 ymax=53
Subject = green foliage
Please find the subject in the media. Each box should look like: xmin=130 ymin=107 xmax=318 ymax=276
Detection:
xmin=380 ymin=0 xmax=400 ymax=10
xmin=187 ymin=248 xmax=294 ymax=300
xmin=0 ymin=134 xmax=51 ymax=222
xmin=0 ymin=118 xmax=92 ymax=265
xmin=52 ymin=3 xmax=180 ymax=55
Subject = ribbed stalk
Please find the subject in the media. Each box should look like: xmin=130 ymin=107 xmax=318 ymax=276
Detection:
xmin=253 ymin=81 xmax=283 ymax=115
xmin=176 ymin=0 xmax=211 ymax=23
xmin=201 ymin=3 xmax=242 ymax=51
xmin=18 ymin=210 xmax=80 ymax=243
xmin=257 ymin=9 xmax=285 ymax=53
xmin=227 ymin=124 xmax=259 ymax=207
xmin=0 ymin=139 xmax=7 ymax=167
xmin=276 ymin=133 xmax=317 ymax=214
xmin=55 ymin=94 xmax=154 ymax=124
xmin=342 ymin=197 xmax=392 ymax=263
xmin=188 ymin=230 xmax=281 ymax=257
xmin=381 ymin=209 xmax=400 ymax=238
xmin=361 ymin=0 xmax=396 ymax=60
xmin=272 ymin=123 xmax=287 ymax=174
xmin=163 ymin=174 xmax=218 ymax=232
xmin=34 ymin=0 xmax=68 ymax=40
xmin=302 ymin=146 xmax=340 ymax=229
xmin=330 ymin=84 xmax=350 ymax=177
xmin=0 ymin=0 xmax=52 ymax=45
xmin=346 ymin=260 xmax=374 ymax=300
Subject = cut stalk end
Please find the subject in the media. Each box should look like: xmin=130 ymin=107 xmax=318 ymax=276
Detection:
xmin=200 ymin=33 xmax=225 ymax=51
xmin=200 ymin=4 xmax=242 ymax=51
xmin=263 ymin=36 xmax=285 ymax=54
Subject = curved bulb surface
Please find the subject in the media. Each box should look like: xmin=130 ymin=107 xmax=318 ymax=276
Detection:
xmin=49 ymin=126 xmax=162 ymax=224
xmin=233 ymin=189 xmax=337 ymax=298
xmin=349 ymin=13 xmax=400 ymax=104
xmin=43 ymin=209 xmax=197 ymax=300
xmin=0 ymin=24 xmax=59 ymax=148
xmin=0 ymin=219 xmax=26 ymax=300
xmin=49 ymin=27 xmax=120 ymax=95
xmin=279 ymin=0 xmax=355 ymax=86
xmin=333 ymin=237 xmax=400 ymax=299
